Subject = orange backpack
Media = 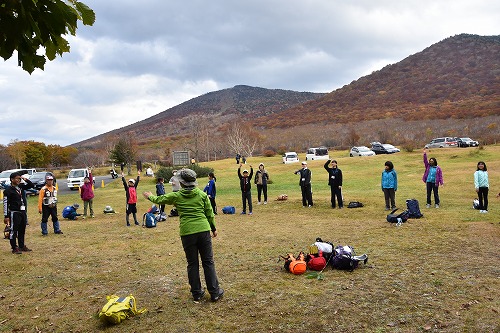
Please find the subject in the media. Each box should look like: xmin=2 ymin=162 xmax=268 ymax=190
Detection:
xmin=283 ymin=252 xmax=307 ymax=275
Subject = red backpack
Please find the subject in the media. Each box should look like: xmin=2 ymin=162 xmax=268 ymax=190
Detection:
xmin=307 ymin=251 xmax=327 ymax=271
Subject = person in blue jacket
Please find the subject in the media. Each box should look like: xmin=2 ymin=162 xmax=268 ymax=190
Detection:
xmin=156 ymin=177 xmax=166 ymax=215
xmin=381 ymin=161 xmax=398 ymax=210
xmin=62 ymin=203 xmax=81 ymax=220
xmin=203 ymin=172 xmax=217 ymax=215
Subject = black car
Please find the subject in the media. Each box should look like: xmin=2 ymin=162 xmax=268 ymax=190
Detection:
xmin=370 ymin=142 xmax=401 ymax=154
xmin=455 ymin=137 xmax=479 ymax=148
xmin=29 ymin=171 xmax=56 ymax=190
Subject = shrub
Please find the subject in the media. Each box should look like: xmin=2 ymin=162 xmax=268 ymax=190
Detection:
xmin=156 ymin=165 xmax=214 ymax=181
xmin=263 ymin=149 xmax=276 ymax=157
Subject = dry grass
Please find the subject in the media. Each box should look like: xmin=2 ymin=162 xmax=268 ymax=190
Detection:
xmin=1 ymin=146 xmax=499 ymax=332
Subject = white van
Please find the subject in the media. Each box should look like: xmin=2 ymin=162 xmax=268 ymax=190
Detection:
xmin=282 ymin=152 xmax=299 ymax=164
xmin=67 ymin=168 xmax=91 ymax=190
xmin=305 ymin=147 xmax=330 ymax=161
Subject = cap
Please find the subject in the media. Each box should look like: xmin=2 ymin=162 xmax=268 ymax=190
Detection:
xmin=243 ymin=169 xmax=249 ymax=173
xmin=301 ymin=161 xmax=307 ymax=165
xmin=46 ymin=175 xmax=54 ymax=180
xmin=128 ymin=179 xmax=135 ymax=184
xmin=73 ymin=203 xmax=80 ymax=209
xmin=259 ymin=163 xmax=264 ymax=167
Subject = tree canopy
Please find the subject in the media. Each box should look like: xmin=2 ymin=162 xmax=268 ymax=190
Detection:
xmin=0 ymin=0 xmax=95 ymax=74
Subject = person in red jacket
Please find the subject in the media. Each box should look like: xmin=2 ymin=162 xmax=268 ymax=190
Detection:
xmin=80 ymin=167 xmax=95 ymax=218
xmin=121 ymin=171 xmax=140 ymax=226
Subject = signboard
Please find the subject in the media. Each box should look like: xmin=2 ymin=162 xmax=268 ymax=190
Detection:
xmin=173 ymin=151 xmax=190 ymax=166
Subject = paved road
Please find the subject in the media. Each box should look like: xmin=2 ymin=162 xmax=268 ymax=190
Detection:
xmin=57 ymin=175 xmax=119 ymax=195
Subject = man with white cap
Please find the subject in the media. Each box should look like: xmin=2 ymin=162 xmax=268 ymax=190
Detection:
xmin=143 ymin=168 xmax=224 ymax=302
xmin=238 ymin=164 xmax=254 ymax=215
xmin=38 ymin=174 xmax=63 ymax=235
xmin=294 ymin=161 xmax=313 ymax=207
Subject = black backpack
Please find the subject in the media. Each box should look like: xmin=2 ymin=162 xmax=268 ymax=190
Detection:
xmin=331 ymin=245 xmax=368 ymax=271
xmin=347 ymin=201 xmax=364 ymax=208
xmin=406 ymin=199 xmax=423 ymax=218
xmin=386 ymin=208 xmax=409 ymax=223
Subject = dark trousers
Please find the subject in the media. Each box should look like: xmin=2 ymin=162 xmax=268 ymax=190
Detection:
xmin=301 ymin=184 xmax=313 ymax=206
xmin=41 ymin=205 xmax=61 ymax=234
xmin=383 ymin=188 xmax=396 ymax=209
xmin=426 ymin=182 xmax=440 ymax=205
xmin=241 ymin=191 xmax=252 ymax=213
xmin=181 ymin=231 xmax=220 ymax=298
xmin=9 ymin=211 xmax=27 ymax=250
xmin=159 ymin=204 xmax=165 ymax=214
xmin=478 ymin=187 xmax=489 ymax=210
xmin=257 ymin=184 xmax=268 ymax=202
xmin=209 ymin=197 xmax=217 ymax=214
xmin=330 ymin=186 xmax=343 ymax=208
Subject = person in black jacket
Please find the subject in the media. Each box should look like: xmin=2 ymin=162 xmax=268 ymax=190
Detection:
xmin=294 ymin=162 xmax=313 ymax=207
xmin=237 ymin=164 xmax=253 ymax=215
xmin=3 ymin=171 xmax=34 ymax=254
xmin=324 ymin=159 xmax=343 ymax=208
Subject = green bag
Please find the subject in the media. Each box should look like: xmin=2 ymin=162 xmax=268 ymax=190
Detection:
xmin=98 ymin=294 xmax=146 ymax=324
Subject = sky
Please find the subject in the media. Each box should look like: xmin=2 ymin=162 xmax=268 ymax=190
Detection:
xmin=0 ymin=0 xmax=499 ymax=147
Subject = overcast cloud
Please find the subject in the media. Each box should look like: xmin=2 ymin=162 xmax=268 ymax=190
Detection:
xmin=0 ymin=0 xmax=498 ymax=146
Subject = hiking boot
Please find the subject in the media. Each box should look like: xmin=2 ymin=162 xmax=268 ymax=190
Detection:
xmin=127 ymin=223 xmax=131 ymax=226
xmin=12 ymin=247 xmax=22 ymax=254
xmin=134 ymin=222 xmax=140 ymax=225
xmin=55 ymin=231 xmax=63 ymax=234
xmin=248 ymin=212 xmax=253 ymax=215
xmin=257 ymin=201 xmax=261 ymax=205
xmin=211 ymin=288 xmax=224 ymax=302
xmin=435 ymin=204 xmax=439 ymax=209
xmin=426 ymin=204 xmax=431 ymax=208
xmin=193 ymin=290 xmax=205 ymax=302
xmin=90 ymin=215 xmax=95 ymax=218
xmin=263 ymin=201 xmax=267 ymax=205
xmin=240 ymin=211 xmax=246 ymax=215
xmin=20 ymin=246 xmax=32 ymax=252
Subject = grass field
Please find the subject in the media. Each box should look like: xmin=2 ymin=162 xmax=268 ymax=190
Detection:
xmin=1 ymin=146 xmax=499 ymax=332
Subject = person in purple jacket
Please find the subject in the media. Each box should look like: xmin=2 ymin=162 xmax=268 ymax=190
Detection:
xmin=422 ymin=149 xmax=444 ymax=208
xmin=80 ymin=167 xmax=95 ymax=218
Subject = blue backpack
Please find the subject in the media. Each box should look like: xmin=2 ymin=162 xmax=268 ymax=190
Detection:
xmin=222 ymin=206 xmax=235 ymax=214
xmin=406 ymin=199 xmax=423 ymax=218
xmin=142 ymin=213 xmax=157 ymax=228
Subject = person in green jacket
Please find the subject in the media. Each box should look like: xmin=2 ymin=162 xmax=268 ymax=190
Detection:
xmin=143 ymin=168 xmax=224 ymax=302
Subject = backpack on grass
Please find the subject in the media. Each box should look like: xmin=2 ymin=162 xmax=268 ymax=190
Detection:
xmin=386 ymin=208 xmax=409 ymax=224
xmin=406 ymin=199 xmax=423 ymax=218
xmin=331 ymin=245 xmax=368 ymax=271
xmin=347 ymin=201 xmax=364 ymax=208
xmin=222 ymin=206 xmax=235 ymax=214
xmin=282 ymin=252 xmax=307 ymax=275
xmin=98 ymin=294 xmax=146 ymax=324
xmin=142 ymin=212 xmax=157 ymax=228
xmin=306 ymin=251 xmax=327 ymax=271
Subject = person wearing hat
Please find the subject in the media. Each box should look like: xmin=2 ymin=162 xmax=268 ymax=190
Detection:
xmin=254 ymin=163 xmax=269 ymax=205
xmin=143 ymin=168 xmax=224 ymax=302
xmin=62 ymin=203 xmax=82 ymax=220
xmin=38 ymin=174 xmax=63 ymax=235
xmin=3 ymin=171 xmax=35 ymax=254
xmin=324 ymin=159 xmax=343 ymax=209
xmin=238 ymin=164 xmax=254 ymax=215
xmin=121 ymin=171 xmax=141 ymax=226
xmin=80 ymin=167 xmax=95 ymax=218
xmin=294 ymin=161 xmax=313 ymax=207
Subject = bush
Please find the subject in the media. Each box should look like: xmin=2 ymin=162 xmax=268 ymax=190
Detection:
xmin=156 ymin=165 xmax=214 ymax=181
xmin=263 ymin=149 xmax=276 ymax=157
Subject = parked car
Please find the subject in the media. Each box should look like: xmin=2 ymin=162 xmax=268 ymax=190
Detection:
xmin=282 ymin=152 xmax=299 ymax=164
xmin=29 ymin=171 xmax=56 ymax=190
xmin=456 ymin=137 xmax=479 ymax=147
xmin=67 ymin=168 xmax=92 ymax=190
xmin=0 ymin=168 xmax=27 ymax=188
xmin=370 ymin=142 xmax=401 ymax=154
xmin=424 ymin=137 xmax=458 ymax=149
xmin=305 ymin=147 xmax=330 ymax=161
xmin=350 ymin=146 xmax=376 ymax=157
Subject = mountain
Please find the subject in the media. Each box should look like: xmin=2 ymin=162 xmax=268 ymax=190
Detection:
xmin=74 ymin=85 xmax=325 ymax=148
xmin=74 ymin=34 xmax=499 ymax=153
xmin=255 ymin=34 xmax=500 ymax=128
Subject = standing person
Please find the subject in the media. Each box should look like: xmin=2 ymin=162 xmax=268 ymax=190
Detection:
xmin=422 ymin=149 xmax=444 ymax=208
xmin=255 ymin=163 xmax=269 ymax=205
xmin=3 ymin=171 xmax=34 ymax=254
xmin=381 ymin=161 xmax=398 ymax=211
xmin=168 ymin=170 xmax=180 ymax=217
xmin=324 ymin=159 xmax=343 ymax=209
xmin=238 ymin=164 xmax=253 ymax=215
xmin=156 ymin=177 xmax=166 ymax=215
xmin=38 ymin=174 xmax=63 ymax=235
xmin=121 ymin=171 xmax=140 ymax=226
xmin=294 ymin=161 xmax=313 ymax=207
xmin=474 ymin=161 xmax=489 ymax=213
xmin=142 ymin=169 xmax=224 ymax=302
xmin=235 ymin=153 xmax=241 ymax=165
xmin=80 ymin=167 xmax=94 ymax=218
xmin=203 ymin=172 xmax=217 ymax=215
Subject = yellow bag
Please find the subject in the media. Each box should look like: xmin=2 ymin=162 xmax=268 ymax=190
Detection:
xmin=98 ymin=294 xmax=146 ymax=324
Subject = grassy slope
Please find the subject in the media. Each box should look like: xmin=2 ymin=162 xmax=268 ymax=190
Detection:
xmin=1 ymin=147 xmax=499 ymax=332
